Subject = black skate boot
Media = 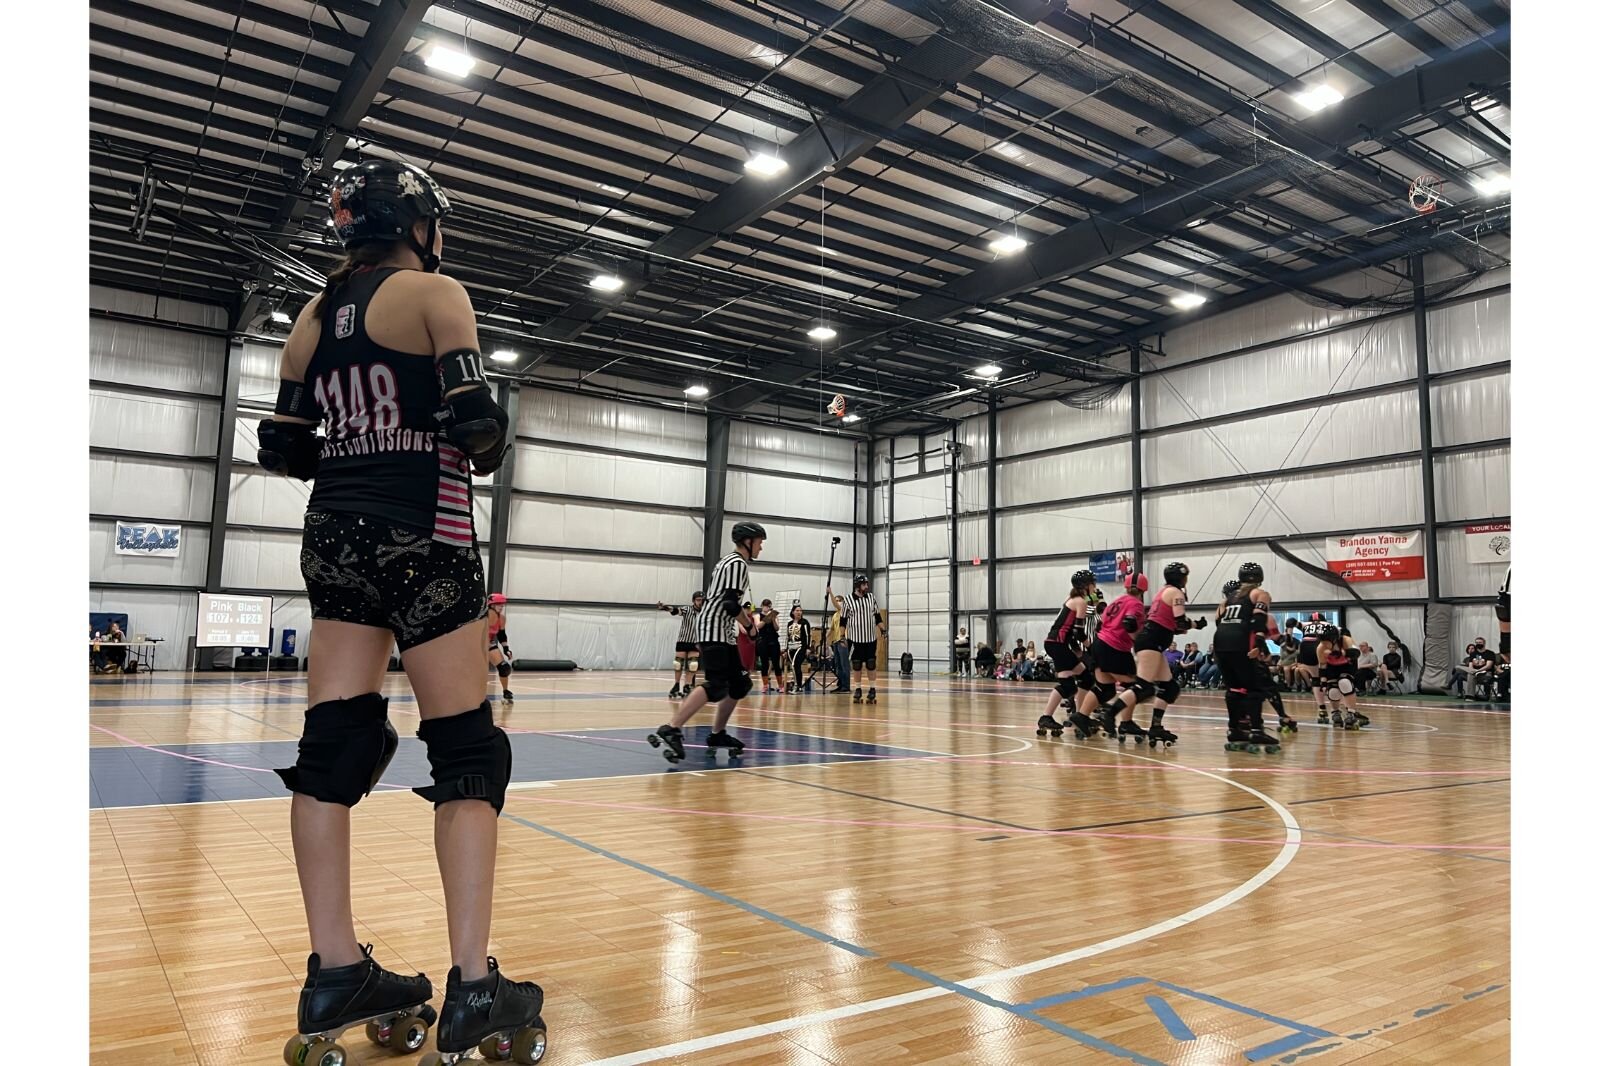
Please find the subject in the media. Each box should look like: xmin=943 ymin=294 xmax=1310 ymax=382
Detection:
xmin=1353 ymin=710 xmax=1370 ymax=727
xmin=502 ymin=687 xmax=514 ymax=703
xmin=1096 ymin=708 xmax=1119 ymax=739
xmin=853 ymin=687 xmax=864 ymax=703
xmin=1223 ymin=729 xmax=1280 ymax=754
xmin=1340 ymin=710 xmax=1361 ymax=731
xmin=1277 ymin=713 xmax=1298 ymax=733
xmin=667 ymin=685 xmax=681 ymax=700
xmin=1117 ymin=719 xmax=1147 ymax=746
xmin=647 ymin=724 xmax=686 ymax=762
xmin=705 ymin=730 xmax=745 ymax=757
xmin=420 ymin=958 xmax=547 ymax=1065
xmin=1068 ymin=711 xmax=1101 ymax=739
xmin=283 ymin=946 xmax=436 ymax=1066
xmin=1036 ymin=714 xmax=1064 ymax=738
xmin=1316 ymin=706 xmax=1330 ymax=725
xmin=1147 ymin=723 xmax=1178 ymax=749
xmin=866 ymin=687 xmax=877 ymax=704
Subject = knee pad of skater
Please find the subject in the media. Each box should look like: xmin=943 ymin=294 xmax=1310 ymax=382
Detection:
xmin=1077 ymin=673 xmax=1099 ymax=694
xmin=1157 ymin=678 xmax=1181 ymax=704
xmin=413 ymin=702 xmax=513 ymax=813
xmin=1093 ymin=680 xmax=1118 ymax=705
xmin=727 ymin=671 xmax=754 ymax=701
xmin=1055 ymin=679 xmax=1076 ymax=700
xmin=701 ymin=675 xmax=728 ymax=702
xmin=497 ymin=660 xmax=512 ymax=680
xmin=1337 ymin=676 xmax=1355 ymax=696
xmin=1128 ymin=677 xmax=1157 ymax=704
xmin=672 ymin=656 xmax=685 ymax=672
xmin=688 ymin=657 xmax=700 ymax=673
xmin=275 ymin=693 xmax=397 ymax=808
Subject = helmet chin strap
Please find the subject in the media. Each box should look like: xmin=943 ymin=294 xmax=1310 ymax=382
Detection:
xmin=407 ymin=218 xmax=441 ymax=272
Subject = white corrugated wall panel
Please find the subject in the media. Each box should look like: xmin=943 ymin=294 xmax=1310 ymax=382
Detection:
xmin=1449 ymin=606 xmax=1499 ymax=655
xmin=959 ymin=564 xmax=988 ymax=612
xmin=504 ymin=549 xmax=698 ymax=606
xmin=1145 ymin=317 xmax=1415 ymax=428
xmin=726 ymin=470 xmax=852 ymax=525
xmin=1143 ymin=458 xmax=1424 ymax=545
xmin=90 ymin=520 xmax=209 ymax=587
xmin=89 ymin=316 xmax=225 ymax=394
xmin=1142 ymin=539 xmax=1428 ymax=605
xmin=957 ymin=414 xmax=989 ymax=464
xmin=998 ymin=442 xmax=1130 ymax=506
xmin=998 ymin=498 xmax=1133 ymax=556
xmin=1433 ymin=445 xmax=1509 ymax=522
xmin=499 ymin=604 xmax=683 ymax=670
xmin=222 ymin=529 xmax=304 ymax=591
xmin=509 ymin=498 xmax=701 ymax=557
xmin=1145 ymin=390 xmax=1419 ymax=486
xmin=1437 ymin=527 xmax=1510 ymax=599
xmin=721 ymin=518 xmax=847 ymax=569
xmin=91 ymin=455 xmax=214 ymax=524
xmin=237 ymin=340 xmax=284 ymax=408
xmin=894 ymin=471 xmax=949 ymax=522
xmin=91 ymin=285 xmax=229 ymax=328
xmin=1428 ymin=291 xmax=1509 ymax=373
xmin=997 ymin=390 xmax=1131 ymax=455
xmin=958 ymin=515 xmax=987 ymax=561
xmin=513 ymin=444 xmax=704 ymax=508
xmin=959 ymin=465 xmax=988 ymax=515
xmin=728 ymin=422 xmax=856 ymax=479
xmin=747 ymin=567 xmax=832 ymax=615
xmin=995 ymin=558 xmax=1097 ymax=611
xmin=229 ymin=468 xmax=311 ymax=528
xmin=518 ymin=389 xmax=705 ymax=460
xmin=87 ymin=587 xmax=199 ymax=670
xmin=893 ymin=522 xmax=949 ymax=562
xmin=1430 ymin=371 xmax=1508 ymax=448
xmin=997 ymin=614 xmax=1055 ymax=655
xmin=91 ymin=389 xmax=219 ymax=456
xmin=1161 ymin=289 xmax=1387 ymax=364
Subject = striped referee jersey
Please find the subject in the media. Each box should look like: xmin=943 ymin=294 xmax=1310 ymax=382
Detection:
xmin=670 ymin=603 xmax=700 ymax=644
xmin=696 ymin=551 xmax=750 ymax=644
xmin=842 ymin=592 xmax=881 ymax=644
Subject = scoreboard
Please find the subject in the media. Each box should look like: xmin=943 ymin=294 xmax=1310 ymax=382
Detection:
xmin=195 ymin=593 xmax=274 ymax=647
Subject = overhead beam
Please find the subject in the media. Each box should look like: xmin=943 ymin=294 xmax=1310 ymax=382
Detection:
xmin=232 ymin=0 xmax=433 ymax=331
xmin=715 ymin=36 xmax=1509 ymax=410
xmin=530 ymin=0 xmax=1054 ymax=344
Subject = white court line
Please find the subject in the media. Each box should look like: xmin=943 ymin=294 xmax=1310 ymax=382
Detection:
xmin=582 ymin=745 xmax=1302 ymax=1065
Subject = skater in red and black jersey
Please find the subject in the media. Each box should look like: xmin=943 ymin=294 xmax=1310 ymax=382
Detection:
xmin=1102 ymin=562 xmax=1206 ymax=748
xmin=1216 ymin=579 xmax=1296 ymax=734
xmin=1214 ymin=564 xmax=1286 ymax=752
xmin=1080 ymin=573 xmax=1149 ymax=740
xmin=1036 ymin=570 xmax=1099 ymax=739
xmin=1319 ymin=626 xmax=1367 ymax=730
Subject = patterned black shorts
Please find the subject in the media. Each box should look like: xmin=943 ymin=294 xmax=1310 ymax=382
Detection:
xmin=300 ymin=510 xmax=486 ymax=652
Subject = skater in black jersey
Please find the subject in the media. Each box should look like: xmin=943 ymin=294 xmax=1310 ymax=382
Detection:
xmin=1214 ymin=564 xmax=1285 ymax=752
xmin=754 ymin=599 xmax=786 ymax=694
xmin=650 ymin=524 xmax=765 ymax=761
xmin=1217 ymin=580 xmax=1296 ymax=733
xmin=1036 ymin=570 xmax=1099 ymax=738
xmin=261 ymin=161 xmax=543 ymax=1066
xmin=1319 ymin=626 xmax=1366 ymax=730
xmin=1105 ymin=563 xmax=1206 ymax=748
xmin=657 ymin=592 xmax=705 ymax=698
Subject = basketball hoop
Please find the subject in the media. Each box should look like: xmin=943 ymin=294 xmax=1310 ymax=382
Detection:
xmin=1408 ymin=173 xmax=1442 ymax=214
xmin=827 ymin=394 xmax=847 ymax=418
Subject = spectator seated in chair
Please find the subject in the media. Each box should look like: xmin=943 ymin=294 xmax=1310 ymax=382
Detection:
xmin=1379 ymin=642 xmax=1405 ymax=692
xmin=1196 ymin=642 xmax=1220 ymax=688
xmin=92 ymin=621 xmax=128 ymax=674
xmin=1355 ymin=642 xmax=1380 ymax=693
xmin=1452 ymin=638 xmax=1492 ymax=698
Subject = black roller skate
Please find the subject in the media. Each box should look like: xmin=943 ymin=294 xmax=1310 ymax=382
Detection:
xmin=647 ymin=724 xmax=686 ymax=763
xmin=1068 ymin=711 xmax=1101 ymax=739
xmin=1340 ymin=710 xmax=1361 ymax=731
xmin=419 ymin=958 xmax=547 ymax=1066
xmin=1223 ymin=730 xmax=1280 ymax=755
xmin=1277 ymin=714 xmax=1298 ymax=734
xmin=667 ymin=685 xmax=681 ymax=700
xmin=1316 ymin=707 xmax=1330 ymax=725
xmin=866 ymin=688 xmax=877 ymax=704
xmin=502 ymin=688 xmax=514 ymax=703
xmin=1352 ymin=710 xmax=1370 ymax=727
xmin=1147 ymin=723 xmax=1178 ymax=749
xmin=705 ymin=730 xmax=745 ymax=757
xmin=1036 ymin=714 xmax=1064 ymax=738
xmin=283 ymin=946 xmax=436 ymax=1066
xmin=1117 ymin=719 xmax=1147 ymax=746
xmin=853 ymin=687 xmax=864 ymax=703
xmin=1096 ymin=708 xmax=1119 ymax=739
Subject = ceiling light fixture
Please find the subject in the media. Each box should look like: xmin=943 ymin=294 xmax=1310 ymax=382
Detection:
xmin=1473 ymin=173 xmax=1511 ymax=197
xmin=989 ymin=234 xmax=1027 ymax=256
xmin=1170 ymin=292 xmax=1207 ymax=311
xmin=745 ymin=153 xmax=788 ymax=177
xmin=684 ymin=384 xmax=710 ymax=399
xmin=589 ymin=273 xmax=624 ymax=292
xmin=270 ymin=310 xmax=292 ymax=325
xmin=842 ymin=413 xmax=861 ymax=424
xmin=1293 ymin=84 xmax=1343 ymax=113
xmin=490 ymin=349 xmax=518 ymax=363
xmin=596 ymin=183 xmax=624 ymax=194
xmin=424 ymin=44 xmax=475 ymax=78
xmin=808 ymin=326 xmax=837 ymax=341
xmin=974 ymin=364 xmax=1002 ymax=379
xmin=994 ymin=141 xmax=1024 ymax=160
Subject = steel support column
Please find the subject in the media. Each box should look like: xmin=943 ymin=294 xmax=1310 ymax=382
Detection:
xmin=986 ymin=393 xmax=998 ymax=647
xmin=485 ymin=381 xmax=519 ymax=597
xmin=702 ymin=414 xmax=730 ymax=587
xmin=205 ymin=338 xmax=243 ymax=592
xmin=864 ymin=438 xmax=875 ymax=581
xmin=949 ymin=437 xmax=959 ymax=673
xmin=1130 ymin=367 xmax=1145 ymax=577
xmin=1412 ymin=255 xmax=1441 ymax=600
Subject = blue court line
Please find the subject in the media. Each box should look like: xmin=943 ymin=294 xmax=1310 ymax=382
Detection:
xmin=1246 ymin=1031 xmax=1321 ymax=1061
xmin=1147 ymin=980 xmax=1337 ymax=1038
xmin=1146 ymin=994 xmax=1197 ymax=1041
xmin=501 ymin=812 xmax=877 ymax=958
xmin=886 ymin=963 xmax=1165 ymax=1065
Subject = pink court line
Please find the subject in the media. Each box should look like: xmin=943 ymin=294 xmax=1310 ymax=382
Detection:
xmin=506 ymin=794 xmax=1508 ymax=854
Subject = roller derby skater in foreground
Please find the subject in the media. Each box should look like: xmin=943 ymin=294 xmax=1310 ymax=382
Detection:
xmin=1219 ymin=580 xmax=1297 ymax=733
xmin=1213 ymin=563 xmax=1282 ymax=754
xmin=486 ymin=593 xmax=516 ymax=703
xmin=656 ymin=592 xmax=704 ymax=699
xmin=831 ymin=575 xmax=886 ymax=704
xmin=262 ymin=160 xmax=545 ymax=1065
xmin=1297 ymin=612 xmax=1337 ymax=723
xmin=1037 ymin=570 xmax=1099 ymax=738
xmin=1081 ymin=573 xmax=1148 ymax=742
xmin=650 ymin=524 xmax=765 ymax=762
xmin=1106 ymin=563 xmax=1205 ymax=749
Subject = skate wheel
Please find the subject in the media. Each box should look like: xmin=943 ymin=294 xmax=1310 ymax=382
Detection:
xmin=285 ymin=1038 xmax=345 ymax=1066
xmin=646 ymin=734 xmax=661 ymax=748
xmin=365 ymin=1020 xmax=389 ymax=1047
xmin=392 ymin=1016 xmax=429 ymax=1054
xmin=481 ymin=1033 xmax=513 ymax=1059
xmin=513 ymin=1023 xmax=549 ymax=1064
xmin=1035 ymin=728 xmax=1047 ymax=737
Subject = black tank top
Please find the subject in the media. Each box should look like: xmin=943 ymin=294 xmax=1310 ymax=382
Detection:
xmin=304 ymin=268 xmax=476 ymax=545
xmin=1048 ymin=602 xmax=1077 ymax=646
xmin=1214 ymin=589 xmax=1256 ymax=654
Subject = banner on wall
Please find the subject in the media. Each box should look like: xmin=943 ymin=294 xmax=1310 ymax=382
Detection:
xmin=1464 ymin=523 xmax=1511 ymax=564
xmin=1089 ymin=551 xmax=1131 ymax=585
xmin=114 ymin=521 xmax=182 ymax=557
xmin=1324 ymin=532 xmax=1424 ymax=582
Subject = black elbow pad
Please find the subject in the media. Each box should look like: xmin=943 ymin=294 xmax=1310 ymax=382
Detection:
xmin=437 ymin=385 xmax=510 ymax=460
xmin=1121 ymin=614 xmax=1139 ymax=633
xmin=721 ymin=589 xmax=743 ymax=617
xmin=257 ymin=419 xmax=320 ymax=481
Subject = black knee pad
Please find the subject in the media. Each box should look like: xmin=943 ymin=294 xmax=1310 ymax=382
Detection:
xmin=1093 ymin=680 xmax=1118 ymax=706
xmin=1055 ymin=679 xmax=1075 ymax=699
xmin=413 ymin=702 xmax=513 ymax=813
xmin=1076 ymin=673 xmax=1098 ymax=694
xmin=701 ymin=676 xmax=728 ymax=701
xmin=275 ymin=693 xmax=397 ymax=808
xmin=496 ymin=661 xmax=512 ymax=680
xmin=1157 ymin=678 xmax=1181 ymax=704
xmin=1128 ymin=677 xmax=1156 ymax=704
xmin=727 ymin=671 xmax=754 ymax=701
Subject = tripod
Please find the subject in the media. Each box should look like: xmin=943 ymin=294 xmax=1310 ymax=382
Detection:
xmin=814 ymin=536 xmax=846 ymax=693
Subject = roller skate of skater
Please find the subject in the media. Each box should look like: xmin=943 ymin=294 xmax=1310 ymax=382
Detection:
xmin=651 ymin=524 xmax=764 ymax=763
xmin=420 ymin=958 xmax=547 ymax=1065
xmin=283 ymin=946 xmax=437 ymax=1065
xmin=1038 ymin=569 xmax=1097 ymax=740
xmin=1104 ymin=564 xmax=1203 ymax=751
xmin=830 ymin=575 xmax=885 ymax=708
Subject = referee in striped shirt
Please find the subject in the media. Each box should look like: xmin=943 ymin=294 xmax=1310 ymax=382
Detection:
xmin=830 ymin=574 xmax=886 ymax=704
xmin=649 ymin=522 xmax=765 ymax=762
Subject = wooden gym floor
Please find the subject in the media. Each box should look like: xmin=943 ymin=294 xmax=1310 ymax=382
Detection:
xmin=90 ymin=671 xmax=1510 ymax=1064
